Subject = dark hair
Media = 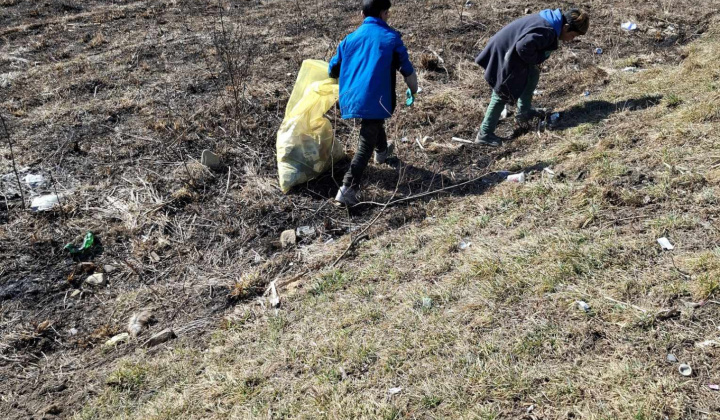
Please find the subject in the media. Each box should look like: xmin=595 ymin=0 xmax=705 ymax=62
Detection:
xmin=564 ymin=8 xmax=590 ymax=35
xmin=362 ymin=0 xmax=391 ymax=18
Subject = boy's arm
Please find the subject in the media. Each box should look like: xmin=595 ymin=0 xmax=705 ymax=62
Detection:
xmin=394 ymin=37 xmax=417 ymax=94
xmin=514 ymin=31 xmax=555 ymax=65
xmin=329 ymin=41 xmax=343 ymax=79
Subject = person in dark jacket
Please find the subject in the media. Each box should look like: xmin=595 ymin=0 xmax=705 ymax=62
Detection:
xmin=474 ymin=9 xmax=590 ymax=147
xmin=329 ymin=0 xmax=418 ymax=207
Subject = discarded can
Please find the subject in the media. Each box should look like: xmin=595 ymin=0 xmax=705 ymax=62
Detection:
xmin=678 ymin=364 xmax=692 ymax=377
xmin=506 ymin=173 xmax=526 ymax=184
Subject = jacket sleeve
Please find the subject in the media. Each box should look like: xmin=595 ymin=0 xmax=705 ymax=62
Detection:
xmin=329 ymin=41 xmax=343 ymax=79
xmin=514 ymin=30 xmax=555 ymax=65
xmin=393 ymin=36 xmax=415 ymax=78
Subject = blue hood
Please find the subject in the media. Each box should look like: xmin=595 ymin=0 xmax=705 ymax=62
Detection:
xmin=539 ymin=9 xmax=563 ymax=37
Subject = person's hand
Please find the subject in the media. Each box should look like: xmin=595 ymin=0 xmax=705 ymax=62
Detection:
xmin=405 ymin=88 xmax=417 ymax=107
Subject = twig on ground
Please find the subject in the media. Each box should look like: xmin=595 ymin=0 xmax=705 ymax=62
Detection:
xmin=0 ymin=113 xmax=25 ymax=209
xmin=603 ymin=296 xmax=648 ymax=313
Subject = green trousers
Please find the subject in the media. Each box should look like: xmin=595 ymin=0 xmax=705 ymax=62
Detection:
xmin=481 ymin=66 xmax=541 ymax=135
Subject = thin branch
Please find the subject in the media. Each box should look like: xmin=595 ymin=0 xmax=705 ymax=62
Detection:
xmin=0 ymin=112 xmax=25 ymax=209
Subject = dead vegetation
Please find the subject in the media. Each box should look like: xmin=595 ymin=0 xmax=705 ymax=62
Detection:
xmin=1 ymin=0 xmax=720 ymax=418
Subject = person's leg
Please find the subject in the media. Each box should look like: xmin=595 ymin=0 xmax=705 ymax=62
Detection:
xmin=374 ymin=121 xmax=388 ymax=153
xmin=480 ymin=91 xmax=507 ymax=135
xmin=516 ymin=65 xmax=541 ymax=117
xmin=342 ymin=119 xmax=381 ymax=188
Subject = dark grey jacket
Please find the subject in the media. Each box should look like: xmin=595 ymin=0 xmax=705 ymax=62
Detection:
xmin=475 ymin=14 xmax=559 ymax=101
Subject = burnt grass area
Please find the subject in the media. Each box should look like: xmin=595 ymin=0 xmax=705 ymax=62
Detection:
xmin=0 ymin=0 xmax=714 ymax=417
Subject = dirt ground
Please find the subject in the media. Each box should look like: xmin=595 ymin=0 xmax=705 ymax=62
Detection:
xmin=1 ymin=0 xmax=718 ymax=418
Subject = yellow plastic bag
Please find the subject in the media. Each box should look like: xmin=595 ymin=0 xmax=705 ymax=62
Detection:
xmin=277 ymin=60 xmax=345 ymax=193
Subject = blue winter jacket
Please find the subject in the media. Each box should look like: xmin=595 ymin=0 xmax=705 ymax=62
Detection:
xmin=329 ymin=17 xmax=415 ymax=120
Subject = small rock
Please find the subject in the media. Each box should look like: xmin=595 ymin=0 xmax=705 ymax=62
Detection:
xmin=149 ymin=251 xmax=161 ymax=262
xmin=200 ymin=149 xmax=221 ymax=170
xmin=296 ymin=226 xmax=316 ymax=238
xmin=145 ymin=328 xmax=176 ymax=347
xmin=84 ymin=273 xmax=106 ymax=287
xmin=69 ymin=328 xmax=78 ymax=336
xmin=103 ymin=264 xmax=117 ymax=273
xmin=105 ymin=332 xmax=129 ymax=347
xmin=280 ymin=230 xmax=297 ymax=248
xmin=666 ymin=354 xmax=678 ymax=363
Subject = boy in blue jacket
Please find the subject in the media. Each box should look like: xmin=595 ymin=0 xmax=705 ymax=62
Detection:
xmin=474 ymin=9 xmax=589 ymax=147
xmin=330 ymin=0 xmax=418 ymax=207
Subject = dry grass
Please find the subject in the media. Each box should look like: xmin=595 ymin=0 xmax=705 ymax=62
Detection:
xmin=1 ymin=0 xmax=720 ymax=418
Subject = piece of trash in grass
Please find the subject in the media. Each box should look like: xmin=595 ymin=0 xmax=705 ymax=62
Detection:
xmin=506 ymin=173 xmax=526 ymax=184
xmin=621 ymin=22 xmax=638 ymax=31
xmin=583 ymin=91 xmax=591 ymax=97
xmin=543 ymin=167 xmax=556 ymax=177
xmin=526 ymin=405 xmax=535 ymax=414
xmin=696 ymin=340 xmax=719 ymax=349
xmin=657 ymin=237 xmax=674 ymax=250
xmin=451 ymin=137 xmax=473 ymax=144
xmin=422 ymin=297 xmax=433 ymax=308
xmin=622 ymin=67 xmax=641 ymax=73
xmin=500 ymin=105 xmax=509 ymax=120
xmin=64 ymin=232 xmax=94 ymax=254
xmin=549 ymin=112 xmax=561 ymax=126
xmin=678 ymin=364 xmax=692 ymax=376
xmin=269 ymin=282 xmax=281 ymax=308
xmin=709 ymin=384 xmax=720 ymax=391
xmin=23 ymin=174 xmax=45 ymax=188
xmin=31 ymin=194 xmax=60 ymax=212
xmin=576 ymin=300 xmax=591 ymax=312
xmin=459 ymin=240 xmax=472 ymax=250
xmin=594 ymin=47 xmax=603 ymax=55
xmin=105 ymin=332 xmax=129 ymax=347
xmin=666 ymin=354 xmax=678 ymax=363
xmin=533 ymin=89 xmax=544 ymax=96
xmin=388 ymin=387 xmax=403 ymax=395
xmin=401 ymin=136 xmax=410 ymax=143
xmin=296 ymin=226 xmax=316 ymax=238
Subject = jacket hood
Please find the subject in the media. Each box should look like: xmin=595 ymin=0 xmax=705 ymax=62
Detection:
xmin=539 ymin=9 xmax=563 ymax=37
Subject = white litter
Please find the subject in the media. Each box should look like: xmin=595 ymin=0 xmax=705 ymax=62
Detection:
xmin=506 ymin=173 xmax=526 ymax=184
xmin=500 ymin=105 xmax=509 ymax=120
xmin=30 ymin=194 xmax=60 ymax=211
xmin=621 ymin=22 xmax=638 ymax=31
xmin=533 ymin=90 xmax=544 ymax=96
xmin=23 ymin=174 xmax=45 ymax=188
xmin=459 ymin=240 xmax=472 ymax=250
xmin=657 ymin=237 xmax=674 ymax=250
xmin=576 ymin=300 xmax=591 ymax=312
xmin=622 ymin=67 xmax=641 ymax=73
xmin=388 ymin=387 xmax=403 ymax=395
xmin=451 ymin=137 xmax=473 ymax=144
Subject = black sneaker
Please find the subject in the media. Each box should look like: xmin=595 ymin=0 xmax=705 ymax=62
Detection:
xmin=474 ymin=131 xmax=504 ymax=147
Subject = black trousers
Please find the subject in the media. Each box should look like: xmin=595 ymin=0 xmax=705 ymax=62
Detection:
xmin=342 ymin=119 xmax=387 ymax=188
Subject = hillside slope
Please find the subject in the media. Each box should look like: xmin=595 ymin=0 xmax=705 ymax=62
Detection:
xmin=77 ymin=16 xmax=720 ymax=420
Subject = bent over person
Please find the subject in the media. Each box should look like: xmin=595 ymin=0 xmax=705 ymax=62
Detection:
xmin=474 ymin=8 xmax=589 ymax=147
xmin=329 ymin=0 xmax=418 ymax=207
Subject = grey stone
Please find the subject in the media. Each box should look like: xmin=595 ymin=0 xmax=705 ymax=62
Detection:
xmin=280 ymin=230 xmax=297 ymax=248
xmin=84 ymin=273 xmax=106 ymax=287
xmin=201 ymin=149 xmax=221 ymax=170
